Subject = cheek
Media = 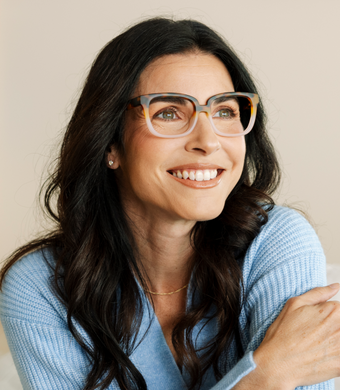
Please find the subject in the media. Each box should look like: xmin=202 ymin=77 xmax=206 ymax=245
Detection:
xmin=120 ymin=129 xmax=170 ymax=192
xmin=128 ymin=138 xmax=164 ymax=173
xmin=221 ymin=138 xmax=246 ymax=193
xmin=125 ymin=123 xmax=182 ymax=173
xmin=235 ymin=144 xmax=246 ymax=173
xmin=222 ymin=137 xmax=246 ymax=169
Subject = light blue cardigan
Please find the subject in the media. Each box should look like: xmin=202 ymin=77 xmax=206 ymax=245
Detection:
xmin=0 ymin=206 xmax=334 ymax=389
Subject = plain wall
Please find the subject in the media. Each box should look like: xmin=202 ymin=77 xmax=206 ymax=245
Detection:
xmin=1 ymin=0 xmax=340 ymax=268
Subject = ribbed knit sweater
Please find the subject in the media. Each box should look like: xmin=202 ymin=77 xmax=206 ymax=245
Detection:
xmin=0 ymin=206 xmax=334 ymax=389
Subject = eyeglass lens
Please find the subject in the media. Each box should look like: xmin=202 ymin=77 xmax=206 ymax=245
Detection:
xmin=147 ymin=95 xmax=251 ymax=136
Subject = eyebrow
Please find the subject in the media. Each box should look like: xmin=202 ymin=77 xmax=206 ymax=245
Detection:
xmin=213 ymin=96 xmax=239 ymax=105
xmin=150 ymin=96 xmax=190 ymax=105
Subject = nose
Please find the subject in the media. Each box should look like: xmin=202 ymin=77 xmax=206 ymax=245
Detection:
xmin=184 ymin=112 xmax=221 ymax=155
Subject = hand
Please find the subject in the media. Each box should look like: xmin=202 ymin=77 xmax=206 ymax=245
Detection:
xmin=253 ymin=284 xmax=340 ymax=389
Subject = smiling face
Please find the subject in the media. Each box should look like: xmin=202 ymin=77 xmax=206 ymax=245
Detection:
xmin=108 ymin=52 xmax=246 ymax=223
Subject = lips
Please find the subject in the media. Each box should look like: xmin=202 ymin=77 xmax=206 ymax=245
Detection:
xmin=167 ymin=164 xmax=224 ymax=188
xmin=168 ymin=163 xmax=224 ymax=171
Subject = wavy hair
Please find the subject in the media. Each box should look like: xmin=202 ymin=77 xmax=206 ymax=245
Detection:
xmin=0 ymin=17 xmax=280 ymax=390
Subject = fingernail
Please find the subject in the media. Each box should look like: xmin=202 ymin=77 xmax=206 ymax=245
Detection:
xmin=329 ymin=283 xmax=340 ymax=289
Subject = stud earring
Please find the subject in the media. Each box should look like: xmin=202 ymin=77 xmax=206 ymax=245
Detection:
xmin=108 ymin=160 xmax=114 ymax=166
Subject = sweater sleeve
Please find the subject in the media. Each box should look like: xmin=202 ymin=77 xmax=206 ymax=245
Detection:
xmin=211 ymin=206 xmax=334 ymax=390
xmin=0 ymin=250 xmax=94 ymax=390
xmin=0 ymin=208 xmax=335 ymax=390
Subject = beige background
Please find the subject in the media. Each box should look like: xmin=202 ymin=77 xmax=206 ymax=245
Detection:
xmin=1 ymin=0 xmax=340 ymax=358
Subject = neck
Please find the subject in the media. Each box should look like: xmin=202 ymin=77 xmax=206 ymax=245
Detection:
xmin=125 ymin=207 xmax=195 ymax=293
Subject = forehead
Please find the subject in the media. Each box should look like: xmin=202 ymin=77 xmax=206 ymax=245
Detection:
xmin=134 ymin=52 xmax=235 ymax=103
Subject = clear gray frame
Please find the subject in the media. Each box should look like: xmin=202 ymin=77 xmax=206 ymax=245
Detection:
xmin=127 ymin=92 xmax=259 ymax=138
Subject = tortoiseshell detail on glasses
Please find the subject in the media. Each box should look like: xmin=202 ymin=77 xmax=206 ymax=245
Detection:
xmin=126 ymin=92 xmax=259 ymax=138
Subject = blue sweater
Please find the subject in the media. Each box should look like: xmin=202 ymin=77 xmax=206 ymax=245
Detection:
xmin=0 ymin=206 xmax=334 ymax=389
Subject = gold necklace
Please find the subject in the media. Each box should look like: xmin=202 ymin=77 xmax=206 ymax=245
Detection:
xmin=144 ymin=284 xmax=188 ymax=296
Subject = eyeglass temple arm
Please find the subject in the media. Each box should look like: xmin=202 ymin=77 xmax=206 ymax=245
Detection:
xmin=126 ymin=96 xmax=141 ymax=110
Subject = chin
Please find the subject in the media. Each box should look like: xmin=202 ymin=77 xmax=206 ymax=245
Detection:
xmin=179 ymin=204 xmax=225 ymax=222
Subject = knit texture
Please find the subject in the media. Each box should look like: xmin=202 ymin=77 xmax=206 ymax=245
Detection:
xmin=0 ymin=206 xmax=334 ymax=390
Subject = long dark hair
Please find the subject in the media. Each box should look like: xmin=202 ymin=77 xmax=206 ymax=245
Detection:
xmin=0 ymin=17 xmax=280 ymax=390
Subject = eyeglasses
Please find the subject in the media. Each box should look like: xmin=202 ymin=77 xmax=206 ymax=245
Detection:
xmin=126 ymin=92 xmax=259 ymax=138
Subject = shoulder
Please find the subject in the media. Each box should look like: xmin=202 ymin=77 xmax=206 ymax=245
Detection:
xmin=242 ymin=205 xmax=326 ymax=294
xmin=0 ymin=248 xmax=67 ymax=327
xmin=237 ymin=206 xmax=329 ymax=365
xmin=0 ymin=250 xmax=91 ymax=387
xmin=253 ymin=205 xmax=323 ymax=255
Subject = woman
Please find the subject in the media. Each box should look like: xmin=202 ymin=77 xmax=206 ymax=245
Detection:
xmin=0 ymin=17 xmax=340 ymax=390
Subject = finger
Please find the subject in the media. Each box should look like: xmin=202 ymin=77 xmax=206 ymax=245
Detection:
xmin=293 ymin=284 xmax=340 ymax=307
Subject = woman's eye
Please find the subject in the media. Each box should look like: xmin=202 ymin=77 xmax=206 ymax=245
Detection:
xmin=156 ymin=109 xmax=178 ymax=120
xmin=216 ymin=109 xmax=231 ymax=118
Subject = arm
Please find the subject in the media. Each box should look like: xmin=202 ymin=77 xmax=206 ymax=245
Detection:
xmin=211 ymin=206 xmax=334 ymax=390
xmin=231 ymin=352 xmax=289 ymax=390
xmin=1 ymin=317 xmax=89 ymax=389
xmin=209 ymin=350 xmax=290 ymax=390
xmin=0 ymin=250 xmax=94 ymax=390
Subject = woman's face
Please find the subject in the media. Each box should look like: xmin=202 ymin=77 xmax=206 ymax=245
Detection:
xmin=109 ymin=52 xmax=246 ymax=223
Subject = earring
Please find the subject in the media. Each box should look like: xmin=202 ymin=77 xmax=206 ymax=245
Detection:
xmin=108 ymin=160 xmax=114 ymax=166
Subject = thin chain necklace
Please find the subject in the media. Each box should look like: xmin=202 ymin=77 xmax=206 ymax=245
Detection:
xmin=144 ymin=284 xmax=188 ymax=296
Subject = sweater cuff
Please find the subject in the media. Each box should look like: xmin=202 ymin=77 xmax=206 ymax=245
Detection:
xmin=210 ymin=351 xmax=257 ymax=390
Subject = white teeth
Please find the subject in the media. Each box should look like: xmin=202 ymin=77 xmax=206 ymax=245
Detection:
xmin=195 ymin=170 xmax=203 ymax=181
xmin=203 ymin=170 xmax=211 ymax=181
xmin=171 ymin=169 xmax=219 ymax=181
xmin=210 ymin=169 xmax=217 ymax=179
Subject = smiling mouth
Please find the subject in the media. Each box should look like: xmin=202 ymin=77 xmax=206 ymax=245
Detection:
xmin=167 ymin=168 xmax=224 ymax=181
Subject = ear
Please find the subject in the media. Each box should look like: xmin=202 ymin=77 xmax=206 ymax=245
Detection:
xmin=106 ymin=144 xmax=121 ymax=169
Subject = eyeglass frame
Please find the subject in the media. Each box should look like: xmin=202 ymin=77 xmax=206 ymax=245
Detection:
xmin=126 ymin=92 xmax=259 ymax=139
